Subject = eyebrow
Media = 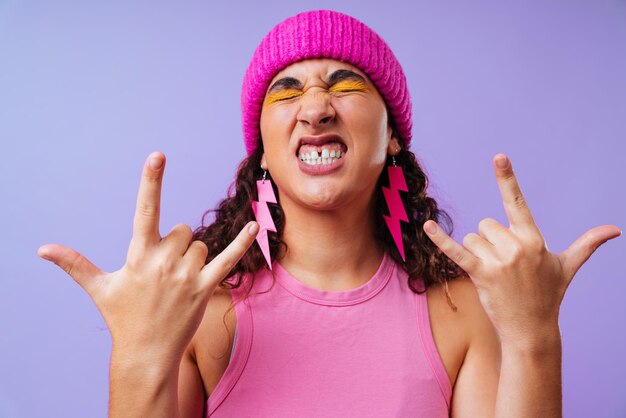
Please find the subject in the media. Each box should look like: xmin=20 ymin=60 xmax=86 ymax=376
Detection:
xmin=267 ymin=77 xmax=303 ymax=94
xmin=326 ymin=69 xmax=366 ymax=85
xmin=267 ymin=69 xmax=367 ymax=94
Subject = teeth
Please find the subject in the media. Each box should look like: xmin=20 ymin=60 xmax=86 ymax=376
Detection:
xmin=298 ymin=154 xmax=343 ymax=166
xmin=298 ymin=147 xmax=345 ymax=166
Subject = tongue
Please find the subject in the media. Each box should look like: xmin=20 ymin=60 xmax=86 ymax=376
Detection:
xmin=298 ymin=142 xmax=344 ymax=155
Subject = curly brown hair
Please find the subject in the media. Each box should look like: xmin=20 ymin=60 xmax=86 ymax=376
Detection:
xmin=192 ymin=142 xmax=463 ymax=301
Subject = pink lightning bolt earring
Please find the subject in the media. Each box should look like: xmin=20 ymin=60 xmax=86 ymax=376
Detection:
xmin=382 ymin=152 xmax=409 ymax=261
xmin=251 ymin=164 xmax=277 ymax=269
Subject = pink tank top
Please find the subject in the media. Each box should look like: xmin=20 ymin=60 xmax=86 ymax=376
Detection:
xmin=206 ymin=252 xmax=451 ymax=417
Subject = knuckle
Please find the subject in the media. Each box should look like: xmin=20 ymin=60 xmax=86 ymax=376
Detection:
xmin=528 ymin=237 xmax=546 ymax=254
xmin=172 ymin=269 xmax=193 ymax=283
xmin=218 ymin=253 xmax=238 ymax=273
xmin=157 ymin=256 xmax=177 ymax=274
xmin=125 ymin=254 xmax=138 ymax=271
xmin=227 ymin=238 xmax=248 ymax=259
xmin=143 ymin=170 xmax=161 ymax=184
xmin=173 ymin=223 xmax=192 ymax=234
xmin=126 ymin=245 xmax=146 ymax=270
xmin=216 ymin=250 xmax=241 ymax=274
xmin=452 ymin=248 xmax=466 ymax=265
xmin=579 ymin=235 xmax=598 ymax=256
xmin=170 ymin=223 xmax=193 ymax=241
xmin=462 ymin=233 xmax=477 ymax=247
xmin=233 ymin=239 xmax=248 ymax=255
xmin=63 ymin=252 xmax=82 ymax=277
xmin=137 ymin=202 xmax=159 ymax=218
xmin=508 ymin=241 xmax=524 ymax=261
xmin=478 ymin=218 xmax=497 ymax=231
xmin=205 ymin=236 xmax=251 ymax=280
xmin=510 ymin=194 xmax=527 ymax=209
xmin=585 ymin=231 xmax=604 ymax=250
xmin=502 ymin=170 xmax=516 ymax=182
xmin=191 ymin=240 xmax=209 ymax=256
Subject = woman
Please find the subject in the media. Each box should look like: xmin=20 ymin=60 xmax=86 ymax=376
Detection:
xmin=38 ymin=10 xmax=620 ymax=418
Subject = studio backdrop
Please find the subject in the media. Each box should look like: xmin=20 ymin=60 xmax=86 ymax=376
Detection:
xmin=0 ymin=1 xmax=624 ymax=417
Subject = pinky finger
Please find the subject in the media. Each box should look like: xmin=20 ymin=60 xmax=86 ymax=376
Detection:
xmin=37 ymin=244 xmax=104 ymax=296
xmin=423 ymin=220 xmax=481 ymax=274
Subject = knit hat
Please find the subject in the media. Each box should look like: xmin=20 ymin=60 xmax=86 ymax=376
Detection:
xmin=241 ymin=10 xmax=412 ymax=155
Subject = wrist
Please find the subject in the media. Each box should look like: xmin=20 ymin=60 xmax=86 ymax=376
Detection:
xmin=109 ymin=346 xmax=181 ymax=418
xmin=111 ymin=343 xmax=183 ymax=379
xmin=499 ymin=321 xmax=562 ymax=357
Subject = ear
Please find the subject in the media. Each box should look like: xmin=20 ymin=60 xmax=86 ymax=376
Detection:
xmin=386 ymin=131 xmax=401 ymax=156
xmin=260 ymin=153 xmax=268 ymax=170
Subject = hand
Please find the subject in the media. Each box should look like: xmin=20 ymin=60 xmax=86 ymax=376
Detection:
xmin=423 ymin=153 xmax=621 ymax=347
xmin=38 ymin=152 xmax=259 ymax=364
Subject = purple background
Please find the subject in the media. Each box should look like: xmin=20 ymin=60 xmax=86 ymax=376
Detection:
xmin=1 ymin=1 xmax=624 ymax=417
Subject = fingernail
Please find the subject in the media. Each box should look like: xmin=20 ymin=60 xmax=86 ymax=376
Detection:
xmin=248 ymin=222 xmax=259 ymax=235
xmin=424 ymin=221 xmax=437 ymax=235
xmin=149 ymin=156 xmax=163 ymax=170
xmin=38 ymin=247 xmax=52 ymax=261
xmin=495 ymin=154 xmax=509 ymax=169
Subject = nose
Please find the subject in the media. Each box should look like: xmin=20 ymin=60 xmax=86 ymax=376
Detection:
xmin=296 ymin=89 xmax=336 ymax=128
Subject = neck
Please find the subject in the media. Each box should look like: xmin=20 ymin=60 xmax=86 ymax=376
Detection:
xmin=277 ymin=196 xmax=384 ymax=291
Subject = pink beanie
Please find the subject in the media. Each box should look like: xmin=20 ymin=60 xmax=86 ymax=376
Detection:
xmin=241 ymin=10 xmax=412 ymax=155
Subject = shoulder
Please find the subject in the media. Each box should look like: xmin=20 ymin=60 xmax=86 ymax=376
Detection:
xmin=429 ymin=275 xmax=490 ymax=319
xmin=428 ymin=275 xmax=490 ymax=339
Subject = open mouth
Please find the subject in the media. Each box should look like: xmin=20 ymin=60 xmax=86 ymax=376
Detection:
xmin=296 ymin=135 xmax=348 ymax=166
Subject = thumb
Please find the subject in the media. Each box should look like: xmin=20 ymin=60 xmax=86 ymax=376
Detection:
xmin=38 ymin=244 xmax=104 ymax=295
xmin=199 ymin=221 xmax=259 ymax=290
xmin=559 ymin=225 xmax=621 ymax=282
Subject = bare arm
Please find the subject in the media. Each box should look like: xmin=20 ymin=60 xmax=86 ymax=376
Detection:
xmin=495 ymin=330 xmax=561 ymax=417
xmin=444 ymin=277 xmax=500 ymax=418
xmin=109 ymin=349 xmax=181 ymax=418
xmin=107 ymin=341 xmax=207 ymax=418
xmin=178 ymin=344 xmax=206 ymax=418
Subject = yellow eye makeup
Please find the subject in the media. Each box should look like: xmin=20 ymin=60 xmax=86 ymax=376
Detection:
xmin=329 ymin=80 xmax=370 ymax=93
xmin=264 ymin=89 xmax=303 ymax=106
xmin=263 ymin=79 xmax=370 ymax=106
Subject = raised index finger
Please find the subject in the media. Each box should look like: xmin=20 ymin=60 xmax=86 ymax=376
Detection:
xmin=493 ymin=153 xmax=538 ymax=231
xmin=132 ymin=152 xmax=165 ymax=246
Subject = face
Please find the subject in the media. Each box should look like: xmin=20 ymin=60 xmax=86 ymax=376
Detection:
xmin=259 ymin=59 xmax=400 ymax=212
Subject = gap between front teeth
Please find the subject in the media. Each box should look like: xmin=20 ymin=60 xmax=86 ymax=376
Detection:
xmin=299 ymin=149 xmax=344 ymax=165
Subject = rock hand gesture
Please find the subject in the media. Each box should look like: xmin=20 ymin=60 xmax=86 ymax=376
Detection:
xmin=423 ymin=153 xmax=621 ymax=417
xmin=38 ymin=152 xmax=259 ymax=418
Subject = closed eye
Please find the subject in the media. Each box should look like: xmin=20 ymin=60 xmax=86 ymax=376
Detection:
xmin=264 ymin=89 xmax=303 ymax=106
xmin=329 ymin=80 xmax=370 ymax=93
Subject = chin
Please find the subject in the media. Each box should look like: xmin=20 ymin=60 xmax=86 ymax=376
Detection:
xmin=296 ymin=185 xmax=349 ymax=211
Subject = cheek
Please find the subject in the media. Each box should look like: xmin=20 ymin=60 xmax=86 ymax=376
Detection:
xmin=260 ymin=107 xmax=296 ymax=149
xmin=370 ymin=106 xmax=390 ymax=138
xmin=334 ymin=99 xmax=389 ymax=152
xmin=259 ymin=111 xmax=276 ymax=143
